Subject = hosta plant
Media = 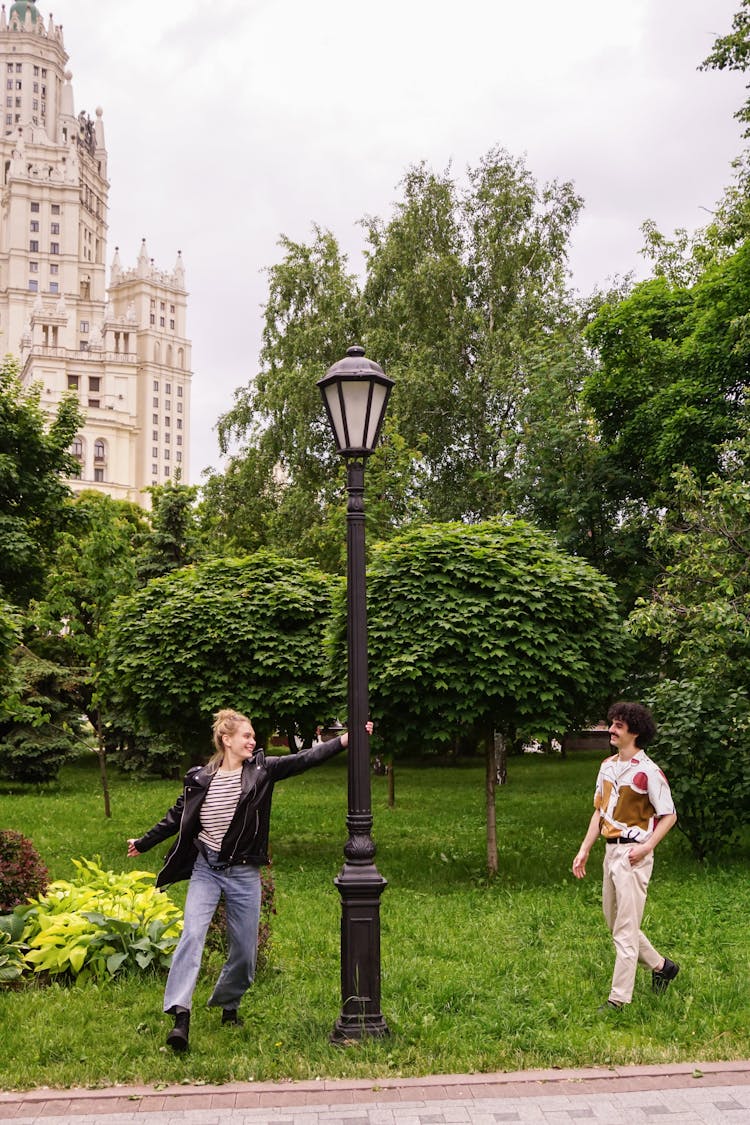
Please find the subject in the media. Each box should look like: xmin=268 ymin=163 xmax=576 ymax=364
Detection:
xmin=0 ymin=912 xmax=28 ymax=984
xmin=18 ymin=857 xmax=182 ymax=981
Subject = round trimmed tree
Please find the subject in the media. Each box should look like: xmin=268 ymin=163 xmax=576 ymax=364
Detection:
xmin=357 ymin=519 xmax=625 ymax=872
xmin=105 ymin=551 xmax=337 ymax=760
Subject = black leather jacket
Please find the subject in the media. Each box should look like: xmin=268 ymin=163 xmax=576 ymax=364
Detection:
xmin=134 ymin=737 xmax=345 ymax=887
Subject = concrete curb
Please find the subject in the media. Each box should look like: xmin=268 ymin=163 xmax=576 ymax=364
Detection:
xmin=1 ymin=1059 xmax=749 ymax=1118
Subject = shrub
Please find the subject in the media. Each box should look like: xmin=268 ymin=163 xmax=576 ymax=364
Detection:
xmin=18 ymin=857 xmax=182 ymax=981
xmin=648 ymin=678 xmax=750 ymax=860
xmin=0 ymin=830 xmax=49 ymax=912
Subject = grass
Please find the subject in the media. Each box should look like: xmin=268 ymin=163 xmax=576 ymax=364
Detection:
xmin=0 ymin=750 xmax=748 ymax=1090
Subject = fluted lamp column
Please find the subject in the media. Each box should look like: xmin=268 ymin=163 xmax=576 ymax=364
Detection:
xmin=317 ymin=344 xmax=393 ymax=1042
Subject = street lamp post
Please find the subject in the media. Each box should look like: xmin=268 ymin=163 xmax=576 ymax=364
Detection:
xmin=317 ymin=344 xmax=394 ymax=1042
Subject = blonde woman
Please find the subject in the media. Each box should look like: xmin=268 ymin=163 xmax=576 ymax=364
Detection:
xmin=127 ymin=710 xmax=371 ymax=1052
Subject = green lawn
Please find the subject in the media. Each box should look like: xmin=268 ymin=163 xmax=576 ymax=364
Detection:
xmin=0 ymin=750 xmax=748 ymax=1090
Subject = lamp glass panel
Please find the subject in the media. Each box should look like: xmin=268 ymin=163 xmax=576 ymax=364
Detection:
xmin=340 ymin=379 xmax=372 ymax=449
xmin=365 ymin=382 xmax=388 ymax=448
xmin=322 ymin=381 xmax=347 ymax=450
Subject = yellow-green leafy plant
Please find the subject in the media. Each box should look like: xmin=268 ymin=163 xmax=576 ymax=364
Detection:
xmin=17 ymin=857 xmax=182 ymax=981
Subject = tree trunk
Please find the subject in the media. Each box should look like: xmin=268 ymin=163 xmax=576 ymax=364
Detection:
xmin=485 ymin=731 xmax=498 ymax=875
xmin=96 ymin=715 xmax=111 ymax=819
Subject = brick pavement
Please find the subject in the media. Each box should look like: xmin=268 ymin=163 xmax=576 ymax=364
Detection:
xmin=0 ymin=1061 xmax=749 ymax=1125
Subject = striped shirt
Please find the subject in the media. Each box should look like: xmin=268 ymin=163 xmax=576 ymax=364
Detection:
xmin=198 ymin=767 xmax=243 ymax=851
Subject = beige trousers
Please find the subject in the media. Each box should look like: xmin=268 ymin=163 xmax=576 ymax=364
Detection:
xmin=602 ymin=843 xmax=663 ymax=1004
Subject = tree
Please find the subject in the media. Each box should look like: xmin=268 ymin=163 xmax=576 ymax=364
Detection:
xmin=336 ymin=520 xmax=625 ymax=874
xmin=0 ymin=355 xmax=82 ymax=605
xmin=209 ymin=149 xmax=589 ymax=566
xmin=627 ymin=453 xmax=750 ymax=858
xmin=701 ymin=1 xmax=750 ymax=136
xmin=136 ymin=479 xmax=203 ymax=584
xmin=28 ymin=492 xmax=147 ymax=807
xmin=105 ymin=552 xmax=337 ymax=759
xmin=210 ymin=227 xmax=367 ymax=567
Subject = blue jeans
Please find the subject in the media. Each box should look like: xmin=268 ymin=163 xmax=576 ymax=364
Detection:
xmin=163 ymin=850 xmax=262 ymax=1013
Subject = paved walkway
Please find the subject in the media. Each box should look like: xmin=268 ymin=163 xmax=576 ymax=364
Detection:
xmin=1 ymin=1061 xmax=749 ymax=1125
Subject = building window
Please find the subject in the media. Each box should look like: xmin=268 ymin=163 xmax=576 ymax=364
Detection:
xmin=88 ymin=398 xmax=100 ymax=408
xmin=29 ymin=240 xmax=38 ymax=252
xmin=176 ymin=452 xmax=182 ymax=463
xmin=164 ymin=432 xmax=170 ymax=443
xmin=152 ymin=430 xmax=158 ymax=441
xmin=50 ymin=242 xmax=59 ymax=254
xmin=149 ymin=314 xmax=155 ymax=325
xmin=51 ymin=204 xmax=60 ymax=215
xmin=49 ymin=282 xmax=58 ymax=294
xmin=89 ymin=377 xmax=100 ymax=392
xmin=151 ymin=446 xmax=158 ymax=458
xmin=94 ymin=439 xmax=105 ymax=461
xmin=153 ymin=379 xmax=159 ymax=391
xmin=80 ymin=320 xmax=89 ymax=333
xmin=177 ymin=385 xmax=183 ymax=397
xmin=80 ymin=341 xmax=89 ymax=351
xmin=94 ymin=468 xmax=104 ymax=482
xmin=152 ymin=396 xmax=158 ymax=408
xmin=164 ymin=449 xmax=170 ymax=460
xmin=31 ymin=203 xmax=39 ymax=215
xmin=5 ymin=80 xmax=11 ymax=91
xmin=41 ymin=68 xmax=47 ymax=77
xmin=177 ymin=419 xmax=182 ymax=430
xmin=15 ymin=64 xmax=21 ymax=73
xmin=4 ymin=97 xmax=9 ymax=108
xmin=177 ymin=435 xmax=183 ymax=446
xmin=68 ymin=376 xmax=79 ymax=390
xmin=169 ymin=319 xmax=175 ymax=330
xmin=177 ymin=402 xmax=183 ymax=413
xmin=164 ymin=467 xmax=171 ymax=477
xmin=165 ymin=400 xmax=171 ymax=411
xmin=28 ymin=279 xmax=37 ymax=291
xmin=4 ymin=114 xmax=10 ymax=125
xmin=14 ymin=96 xmax=21 ymax=107
xmin=72 ymin=437 xmax=84 ymax=457
xmin=165 ymin=383 xmax=171 ymax=394
xmin=15 ymin=80 xmax=21 ymax=90
xmin=51 ymin=222 xmax=59 ymax=235
xmin=50 ymin=263 xmax=58 ymax=275
xmin=29 ymin=261 xmax=38 ymax=272
xmin=6 ymin=64 xmax=11 ymax=74
xmin=30 ymin=220 xmax=39 ymax=232
xmin=164 ymin=416 xmax=170 ymax=428
xmin=152 ymin=413 xmax=158 ymax=425
xmin=159 ymin=317 xmax=165 ymax=327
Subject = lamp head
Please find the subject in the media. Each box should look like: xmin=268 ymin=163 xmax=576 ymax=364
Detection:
xmin=317 ymin=345 xmax=394 ymax=457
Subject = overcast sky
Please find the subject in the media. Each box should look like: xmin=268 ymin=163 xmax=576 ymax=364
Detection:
xmin=53 ymin=0 xmax=746 ymax=480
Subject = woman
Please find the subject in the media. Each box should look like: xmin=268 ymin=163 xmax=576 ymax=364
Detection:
xmin=127 ymin=709 xmax=371 ymax=1052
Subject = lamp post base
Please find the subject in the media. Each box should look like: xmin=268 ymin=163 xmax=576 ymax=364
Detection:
xmin=331 ymin=861 xmax=389 ymax=1042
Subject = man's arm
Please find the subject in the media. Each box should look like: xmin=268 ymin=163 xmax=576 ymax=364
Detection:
xmin=572 ymin=808 xmax=602 ymax=879
xmin=626 ymin=812 xmax=677 ymax=866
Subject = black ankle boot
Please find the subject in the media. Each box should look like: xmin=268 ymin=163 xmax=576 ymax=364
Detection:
xmin=166 ymin=1007 xmax=190 ymax=1052
xmin=221 ymin=1008 xmax=243 ymax=1026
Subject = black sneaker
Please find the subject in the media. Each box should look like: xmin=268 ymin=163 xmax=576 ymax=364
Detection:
xmin=652 ymin=957 xmax=680 ymax=993
xmin=596 ymin=999 xmax=623 ymax=1013
xmin=221 ymin=1008 xmax=243 ymax=1026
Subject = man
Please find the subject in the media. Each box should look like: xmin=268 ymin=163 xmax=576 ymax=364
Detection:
xmin=572 ymin=701 xmax=679 ymax=1010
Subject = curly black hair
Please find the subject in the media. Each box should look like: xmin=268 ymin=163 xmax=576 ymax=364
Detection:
xmin=606 ymin=701 xmax=657 ymax=748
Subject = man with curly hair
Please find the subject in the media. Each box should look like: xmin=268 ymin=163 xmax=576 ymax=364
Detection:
xmin=572 ymin=701 xmax=679 ymax=1010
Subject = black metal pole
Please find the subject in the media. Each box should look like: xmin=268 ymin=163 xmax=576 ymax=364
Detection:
xmin=331 ymin=458 xmax=389 ymax=1042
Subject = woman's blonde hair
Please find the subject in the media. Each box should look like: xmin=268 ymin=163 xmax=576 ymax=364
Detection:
xmin=206 ymin=709 xmax=254 ymax=772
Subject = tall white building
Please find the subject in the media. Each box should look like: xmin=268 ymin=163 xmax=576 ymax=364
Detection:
xmin=0 ymin=0 xmax=192 ymax=505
